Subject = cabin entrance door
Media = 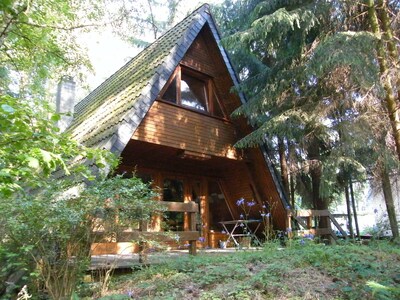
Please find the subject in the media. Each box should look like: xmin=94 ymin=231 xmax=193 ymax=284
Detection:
xmin=187 ymin=178 xmax=233 ymax=246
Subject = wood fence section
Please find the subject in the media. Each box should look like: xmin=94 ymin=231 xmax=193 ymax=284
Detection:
xmin=92 ymin=201 xmax=200 ymax=258
xmin=287 ymin=210 xmax=348 ymax=242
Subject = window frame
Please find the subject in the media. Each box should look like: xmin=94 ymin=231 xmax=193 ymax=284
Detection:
xmin=158 ymin=65 xmax=227 ymax=119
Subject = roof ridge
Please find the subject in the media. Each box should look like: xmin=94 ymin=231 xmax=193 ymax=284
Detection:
xmin=74 ymin=4 xmax=210 ymax=113
xmin=68 ymin=3 xmax=211 ymax=141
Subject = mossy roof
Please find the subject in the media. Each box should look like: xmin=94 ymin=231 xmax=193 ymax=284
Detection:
xmin=67 ymin=4 xmax=242 ymax=155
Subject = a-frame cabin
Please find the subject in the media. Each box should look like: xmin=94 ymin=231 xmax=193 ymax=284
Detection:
xmin=67 ymin=4 xmax=289 ymax=251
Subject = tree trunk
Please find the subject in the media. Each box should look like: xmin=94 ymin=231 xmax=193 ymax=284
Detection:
xmin=308 ymin=139 xmax=329 ymax=230
xmin=288 ymin=141 xmax=296 ymax=207
xmin=349 ymin=177 xmax=360 ymax=238
xmin=376 ymin=0 xmax=400 ymax=125
xmin=366 ymin=0 xmax=400 ymax=161
xmin=381 ymin=165 xmax=399 ymax=239
xmin=345 ymin=183 xmax=355 ymax=238
xmin=307 ymin=137 xmax=328 ymax=210
xmin=376 ymin=0 xmax=398 ymax=62
xmin=278 ymin=137 xmax=290 ymax=200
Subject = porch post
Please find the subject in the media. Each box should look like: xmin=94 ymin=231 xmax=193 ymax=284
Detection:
xmin=151 ymin=172 xmax=163 ymax=232
xmin=200 ymin=178 xmax=209 ymax=247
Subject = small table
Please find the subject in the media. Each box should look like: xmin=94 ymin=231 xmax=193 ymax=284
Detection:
xmin=219 ymin=219 xmax=262 ymax=247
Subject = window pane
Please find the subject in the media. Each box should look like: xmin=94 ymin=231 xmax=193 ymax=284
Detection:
xmin=208 ymin=181 xmax=231 ymax=231
xmin=163 ymin=178 xmax=184 ymax=231
xmin=181 ymin=74 xmax=207 ymax=111
xmin=212 ymin=90 xmax=224 ymax=118
xmin=162 ymin=77 xmax=177 ymax=103
xmin=163 ymin=178 xmax=184 ymax=202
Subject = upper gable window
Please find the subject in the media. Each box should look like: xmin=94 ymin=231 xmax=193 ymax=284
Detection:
xmin=160 ymin=66 xmax=225 ymax=118
xmin=181 ymin=73 xmax=207 ymax=111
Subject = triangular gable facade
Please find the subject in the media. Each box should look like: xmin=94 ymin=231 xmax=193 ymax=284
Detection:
xmin=68 ymin=4 xmax=289 ymax=248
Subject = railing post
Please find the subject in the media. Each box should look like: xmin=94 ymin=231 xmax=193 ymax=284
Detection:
xmin=189 ymin=209 xmax=197 ymax=255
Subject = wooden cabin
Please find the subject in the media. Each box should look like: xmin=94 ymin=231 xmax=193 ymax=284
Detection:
xmin=67 ymin=4 xmax=290 ymax=253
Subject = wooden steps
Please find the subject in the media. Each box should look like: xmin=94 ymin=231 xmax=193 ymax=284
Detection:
xmin=288 ymin=209 xmax=349 ymax=242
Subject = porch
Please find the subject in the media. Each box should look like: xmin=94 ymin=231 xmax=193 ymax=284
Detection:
xmin=90 ymin=199 xmax=264 ymax=260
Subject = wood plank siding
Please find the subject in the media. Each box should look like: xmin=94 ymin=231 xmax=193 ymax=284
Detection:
xmin=132 ymin=100 xmax=239 ymax=159
xmin=180 ymin=25 xmax=240 ymax=116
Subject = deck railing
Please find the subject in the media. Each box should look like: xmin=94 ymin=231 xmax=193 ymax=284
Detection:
xmin=93 ymin=201 xmax=200 ymax=259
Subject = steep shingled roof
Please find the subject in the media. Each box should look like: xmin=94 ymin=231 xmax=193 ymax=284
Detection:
xmin=67 ymin=4 xmax=242 ymax=155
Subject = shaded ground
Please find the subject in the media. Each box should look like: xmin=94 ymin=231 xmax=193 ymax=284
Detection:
xmin=81 ymin=241 xmax=400 ymax=299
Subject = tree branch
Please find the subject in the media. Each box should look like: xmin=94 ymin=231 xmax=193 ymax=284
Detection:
xmin=16 ymin=21 xmax=107 ymax=31
xmin=0 ymin=5 xmax=28 ymax=47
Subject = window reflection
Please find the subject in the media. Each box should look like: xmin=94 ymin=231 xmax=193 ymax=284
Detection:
xmin=163 ymin=77 xmax=177 ymax=103
xmin=181 ymin=74 xmax=207 ymax=112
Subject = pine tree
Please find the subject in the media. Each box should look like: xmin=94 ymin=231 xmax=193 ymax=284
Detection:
xmin=217 ymin=0 xmax=399 ymax=238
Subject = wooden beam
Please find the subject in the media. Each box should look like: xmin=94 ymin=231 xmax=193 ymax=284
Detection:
xmin=160 ymin=201 xmax=199 ymax=213
xmin=290 ymin=210 xmax=331 ymax=217
xmin=328 ymin=212 xmax=348 ymax=238
xmin=292 ymin=215 xmax=309 ymax=229
xmin=93 ymin=231 xmax=199 ymax=243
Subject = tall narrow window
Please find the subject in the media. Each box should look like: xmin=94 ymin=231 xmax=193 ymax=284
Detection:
xmin=163 ymin=77 xmax=177 ymax=104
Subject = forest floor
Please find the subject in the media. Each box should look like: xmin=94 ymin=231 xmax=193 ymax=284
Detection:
xmin=80 ymin=240 xmax=400 ymax=300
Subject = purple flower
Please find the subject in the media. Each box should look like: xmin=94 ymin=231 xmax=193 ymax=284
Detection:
xmin=286 ymin=205 xmax=291 ymax=210
xmin=304 ymin=233 xmax=314 ymax=240
xmin=236 ymin=198 xmax=245 ymax=206
xmin=261 ymin=213 xmax=266 ymax=217
xmin=198 ymin=237 xmax=205 ymax=243
xmin=262 ymin=205 xmax=266 ymax=208
xmin=374 ymin=208 xmax=378 ymax=214
xmin=247 ymin=200 xmax=256 ymax=207
xmin=221 ymin=230 xmax=226 ymax=234
xmin=286 ymin=227 xmax=292 ymax=233
xmin=184 ymin=243 xmax=190 ymax=247
xmin=300 ymin=239 xmax=305 ymax=246
xmin=266 ymin=213 xmax=271 ymax=217
xmin=127 ymin=290 xmax=134 ymax=298
xmin=240 ymin=213 xmax=244 ymax=219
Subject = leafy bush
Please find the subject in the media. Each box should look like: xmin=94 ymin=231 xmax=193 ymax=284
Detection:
xmin=0 ymin=96 xmax=162 ymax=298
xmin=1 ymin=174 xmax=161 ymax=299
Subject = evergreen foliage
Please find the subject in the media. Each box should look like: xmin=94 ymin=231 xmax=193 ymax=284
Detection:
xmin=215 ymin=0 xmax=400 ymax=223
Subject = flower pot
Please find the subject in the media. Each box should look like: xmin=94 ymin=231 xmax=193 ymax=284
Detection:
xmin=219 ymin=240 xmax=227 ymax=249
